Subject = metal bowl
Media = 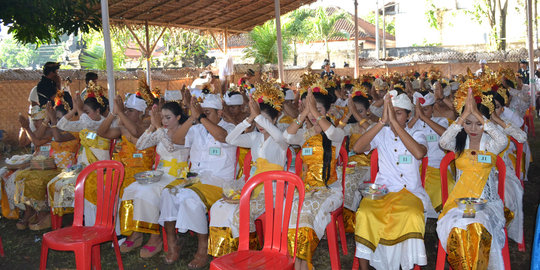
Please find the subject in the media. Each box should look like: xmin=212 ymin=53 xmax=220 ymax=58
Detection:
xmin=134 ymin=170 xmax=163 ymax=185
xmin=455 ymin=197 xmax=487 ymax=212
xmin=359 ymin=183 xmax=389 ymax=200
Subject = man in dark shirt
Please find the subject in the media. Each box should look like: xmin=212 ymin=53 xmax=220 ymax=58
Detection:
xmin=32 ymin=62 xmax=61 ymax=106
xmin=518 ymin=60 xmax=530 ymax=84
xmin=320 ymin=59 xmax=334 ymax=79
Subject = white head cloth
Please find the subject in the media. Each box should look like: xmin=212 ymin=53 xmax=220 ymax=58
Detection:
xmin=388 ymin=90 xmax=413 ymax=111
xmin=284 ymin=90 xmax=295 ymax=101
xmin=164 ymin=90 xmax=182 ymax=102
xmin=225 ymin=94 xmax=244 ymax=105
xmin=412 ymin=92 xmax=435 ymax=107
xmin=125 ymin=94 xmax=147 ymax=112
xmin=201 ymin=94 xmax=223 ymax=110
xmin=411 ymin=79 xmax=421 ymax=90
xmin=479 ymin=59 xmax=487 ymax=64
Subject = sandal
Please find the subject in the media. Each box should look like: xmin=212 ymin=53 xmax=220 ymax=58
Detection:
xmin=29 ymin=214 xmax=51 ymax=231
xmin=120 ymin=235 xmax=143 ymax=253
xmin=139 ymin=241 xmax=163 ymax=259
xmin=187 ymin=253 xmax=210 ymax=269
xmin=16 ymin=214 xmax=38 ymax=230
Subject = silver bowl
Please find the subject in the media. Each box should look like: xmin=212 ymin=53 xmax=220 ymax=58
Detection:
xmin=359 ymin=183 xmax=389 ymax=200
xmin=134 ymin=170 xmax=163 ymax=185
xmin=455 ymin=197 xmax=487 ymax=212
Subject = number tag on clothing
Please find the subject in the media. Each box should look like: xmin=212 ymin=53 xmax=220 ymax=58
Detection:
xmin=302 ymin=147 xmax=313 ymax=156
xmin=86 ymin=132 xmax=97 ymax=140
xmin=133 ymin=153 xmax=143 ymax=158
xmin=477 ymin=154 xmax=492 ymax=164
xmin=398 ymin=155 xmax=412 ymax=164
xmin=426 ymin=134 xmax=438 ymax=142
xmin=209 ymin=147 xmax=221 ymax=156
xmin=40 ymin=145 xmax=51 ymax=152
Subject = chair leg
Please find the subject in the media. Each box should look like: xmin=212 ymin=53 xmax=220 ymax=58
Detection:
xmin=337 ymin=212 xmax=348 ymax=255
xmin=75 ymin=249 xmax=92 ymax=270
xmin=435 ymin=240 xmax=447 ymax=270
xmin=50 ymin=209 xmax=57 ymax=230
xmin=112 ymin=236 xmax=124 ymax=270
xmin=255 ymin=219 xmax=264 ymax=246
xmin=326 ymin=218 xmax=341 ymax=270
xmin=92 ymin=245 xmax=101 ymax=270
xmin=502 ymin=229 xmax=511 ymax=270
xmin=0 ymin=236 xmax=4 ymax=257
xmin=39 ymin=243 xmax=49 ymax=270
xmin=352 ymin=257 xmax=359 ymax=270
xmin=413 ymin=265 xmax=421 ymax=270
xmin=519 ymin=231 xmax=526 ymax=252
xmin=162 ymin=226 xmax=168 ymax=252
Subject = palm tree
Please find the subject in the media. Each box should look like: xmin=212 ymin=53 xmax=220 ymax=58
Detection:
xmin=243 ymin=20 xmax=291 ymax=64
xmin=283 ymin=9 xmax=314 ymax=66
xmin=309 ymin=7 xmax=350 ymax=62
xmin=80 ymin=45 xmax=124 ymax=70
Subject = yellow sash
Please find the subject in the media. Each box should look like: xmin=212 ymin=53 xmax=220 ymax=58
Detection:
xmin=160 ymin=159 xmax=188 ymax=178
xmin=348 ymin=129 xmax=371 ymax=167
xmin=279 ymin=115 xmax=294 ymax=124
xmin=79 ymin=129 xmax=110 ymax=164
xmin=440 ymin=150 xmax=496 ymax=218
xmin=51 ymin=132 xmax=79 ymax=169
xmin=113 ymin=136 xmax=156 ymax=195
xmin=301 ymin=134 xmax=337 ymax=189
xmin=251 ymin=157 xmax=284 ymax=197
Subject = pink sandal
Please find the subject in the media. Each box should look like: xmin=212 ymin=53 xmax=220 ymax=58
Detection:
xmin=119 ymin=236 xmax=143 ymax=253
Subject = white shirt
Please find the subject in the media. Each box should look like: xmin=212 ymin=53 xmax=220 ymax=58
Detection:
xmin=226 ymin=115 xmax=288 ymax=169
xmin=335 ymin=98 xmax=348 ymax=107
xmin=185 ymin=120 xmax=236 ymax=184
xmin=283 ymin=125 xmax=345 ymax=157
xmin=28 ymin=86 xmax=38 ymax=103
xmin=500 ymin=107 xmax=524 ymax=128
xmin=411 ymin=117 xmax=448 ymax=168
xmin=369 ymin=126 xmax=428 ymax=205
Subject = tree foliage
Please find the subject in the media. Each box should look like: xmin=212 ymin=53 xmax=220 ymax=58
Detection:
xmin=0 ymin=35 xmax=38 ymax=68
xmin=243 ymin=20 xmax=291 ymax=64
xmin=162 ymin=29 xmax=216 ymax=68
xmin=79 ymin=30 xmax=125 ymax=70
xmin=0 ymin=0 xmax=101 ymax=45
xmin=283 ymin=9 xmax=314 ymax=66
xmin=308 ymin=7 xmax=350 ymax=61
xmin=463 ymin=0 xmax=508 ymax=50
xmin=362 ymin=11 xmax=396 ymax=36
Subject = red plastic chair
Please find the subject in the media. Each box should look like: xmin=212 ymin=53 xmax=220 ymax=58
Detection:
xmin=525 ymin=107 xmax=535 ymax=137
xmin=210 ymin=171 xmax=305 ymax=270
xmin=509 ymin=137 xmax=526 ymax=252
xmin=353 ymin=148 xmax=426 ymax=270
xmin=435 ymin=152 xmax=511 ymax=270
xmin=39 ymin=160 xmax=125 ymax=270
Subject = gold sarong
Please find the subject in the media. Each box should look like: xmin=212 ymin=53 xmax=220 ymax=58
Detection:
xmin=425 ymin=166 xmax=455 ymax=212
xmin=14 ymin=168 xmax=61 ymax=211
xmin=79 ymin=129 xmax=110 ymax=205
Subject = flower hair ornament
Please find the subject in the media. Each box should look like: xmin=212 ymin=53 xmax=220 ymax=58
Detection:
xmin=350 ymin=82 xmax=369 ymax=98
xmin=136 ymin=79 xmax=158 ymax=105
xmin=252 ymin=81 xmax=285 ymax=112
xmin=299 ymin=72 xmax=329 ymax=96
xmin=54 ymin=90 xmax=71 ymax=111
xmin=481 ymin=93 xmax=495 ymax=115
xmin=85 ymin=81 xmax=107 ymax=106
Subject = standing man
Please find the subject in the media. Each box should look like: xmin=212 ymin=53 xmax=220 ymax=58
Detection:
xmin=475 ymin=59 xmax=487 ymax=77
xmin=29 ymin=62 xmax=61 ymax=106
xmin=320 ymin=59 xmax=334 ymax=79
xmin=518 ymin=60 xmax=530 ymax=85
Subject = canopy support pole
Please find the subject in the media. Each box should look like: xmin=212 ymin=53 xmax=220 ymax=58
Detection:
xmin=209 ymin=31 xmax=224 ymax=53
xmin=382 ymin=0 xmax=386 ymax=59
xmin=375 ymin=0 xmax=380 ymax=59
xmin=274 ymin=0 xmax=285 ymax=82
xmin=528 ymin=0 xmax=536 ymax=111
xmin=354 ymin=0 xmax=359 ymax=78
xmin=224 ymin=28 xmax=229 ymax=54
xmin=100 ymin=0 xmax=115 ymax=112
xmin=145 ymin=21 xmax=151 ymax=88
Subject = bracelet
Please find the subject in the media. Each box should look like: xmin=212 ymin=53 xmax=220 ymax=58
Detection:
xmin=294 ymin=118 xmax=302 ymax=126
xmin=358 ymin=119 xmax=367 ymax=126
xmin=50 ymin=125 xmax=57 ymax=128
xmin=316 ymin=115 xmax=325 ymax=122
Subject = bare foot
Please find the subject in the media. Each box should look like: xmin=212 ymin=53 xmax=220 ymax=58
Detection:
xmin=164 ymin=239 xmax=181 ymax=264
xmin=188 ymin=253 xmax=210 ymax=269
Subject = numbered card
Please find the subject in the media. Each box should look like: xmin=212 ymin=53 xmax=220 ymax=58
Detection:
xmin=133 ymin=153 xmax=143 ymax=158
xmin=86 ymin=132 xmax=97 ymax=140
xmin=477 ymin=154 xmax=492 ymax=164
xmin=398 ymin=154 xmax=412 ymax=164
xmin=40 ymin=145 xmax=51 ymax=152
xmin=426 ymin=134 xmax=438 ymax=142
xmin=209 ymin=147 xmax=221 ymax=156
xmin=302 ymin=147 xmax=313 ymax=156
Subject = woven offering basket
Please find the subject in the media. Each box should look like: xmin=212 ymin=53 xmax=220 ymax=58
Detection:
xmin=30 ymin=158 xmax=56 ymax=170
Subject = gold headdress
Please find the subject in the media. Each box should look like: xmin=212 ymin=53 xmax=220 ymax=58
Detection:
xmin=350 ymin=81 xmax=369 ymax=98
xmin=481 ymin=93 xmax=495 ymax=115
xmin=427 ymin=67 xmax=442 ymax=81
xmin=497 ymin=87 xmax=508 ymax=105
xmin=54 ymin=90 xmax=71 ymax=111
xmin=85 ymin=81 xmax=107 ymax=106
xmin=453 ymin=79 xmax=482 ymax=114
xmin=299 ymin=72 xmax=328 ymax=96
xmin=136 ymin=79 xmax=155 ymax=105
xmin=252 ymin=81 xmax=285 ymax=112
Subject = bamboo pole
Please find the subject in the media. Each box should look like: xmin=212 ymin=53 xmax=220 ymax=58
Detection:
xmin=100 ymin=0 xmax=116 ymax=111
xmin=528 ymin=0 xmax=536 ymax=110
xmin=354 ymin=0 xmax=359 ymax=78
xmin=274 ymin=0 xmax=285 ymax=82
xmin=145 ymin=21 xmax=151 ymax=88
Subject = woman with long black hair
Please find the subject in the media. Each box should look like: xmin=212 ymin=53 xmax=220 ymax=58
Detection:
xmin=284 ymin=80 xmax=345 ymax=270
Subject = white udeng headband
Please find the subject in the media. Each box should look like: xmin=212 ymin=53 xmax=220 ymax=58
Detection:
xmin=201 ymin=94 xmax=223 ymax=110
xmin=388 ymin=90 xmax=413 ymax=111
xmin=412 ymin=92 xmax=435 ymax=107
xmin=225 ymin=94 xmax=243 ymax=105
xmin=125 ymin=94 xmax=147 ymax=112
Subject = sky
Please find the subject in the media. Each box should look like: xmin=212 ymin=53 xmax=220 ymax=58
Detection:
xmin=308 ymin=0 xmax=379 ymax=16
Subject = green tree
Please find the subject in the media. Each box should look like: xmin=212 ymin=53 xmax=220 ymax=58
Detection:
xmin=243 ymin=20 xmax=291 ymax=64
xmin=464 ymin=0 xmax=509 ymax=51
xmin=162 ymin=29 xmax=216 ymax=68
xmin=79 ymin=30 xmax=126 ymax=70
xmin=0 ymin=35 xmax=38 ymax=68
xmin=283 ymin=9 xmax=314 ymax=66
xmin=0 ymin=0 xmax=101 ymax=45
xmin=309 ymin=7 xmax=350 ymax=62
xmin=362 ymin=12 xmax=396 ymax=36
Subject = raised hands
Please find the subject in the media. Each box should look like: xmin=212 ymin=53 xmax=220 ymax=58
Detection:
xmin=113 ymin=95 xmax=125 ymax=116
xmin=461 ymin=88 xmax=485 ymax=124
xmin=150 ymin=104 xmax=162 ymax=129
xmin=190 ymin=97 xmax=203 ymax=120
xmin=19 ymin=113 xmax=30 ymax=130
xmin=248 ymin=96 xmax=261 ymax=120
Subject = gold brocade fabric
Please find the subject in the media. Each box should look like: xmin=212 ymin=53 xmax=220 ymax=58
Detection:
xmin=287 ymin=227 xmax=319 ymax=264
xmin=279 ymin=115 xmax=294 ymax=124
xmin=343 ymin=208 xmax=356 ymax=233
xmin=301 ymin=134 xmax=337 ymax=189
xmin=14 ymin=168 xmax=60 ymax=211
xmin=186 ymin=183 xmax=223 ymax=210
xmin=504 ymin=207 xmax=515 ymax=228
xmin=251 ymin=158 xmax=284 ymax=197
xmin=425 ymin=166 xmax=455 ymax=212
xmin=160 ymin=159 xmax=188 ymax=178
xmin=1 ymin=170 xmax=19 ymax=219
xmin=112 ymin=136 xmax=155 ymax=196
xmin=508 ymin=153 xmax=526 ymax=178
xmin=207 ymin=227 xmax=260 ymax=257
xmin=447 ymin=223 xmax=492 ymax=270
xmin=79 ymin=129 xmax=111 ymax=205
xmin=348 ymin=130 xmax=371 ymax=167
xmin=51 ymin=132 xmax=79 ymax=169
xmin=354 ymin=189 xmax=425 ymax=251
xmin=236 ymin=147 xmax=250 ymax=179
xmin=440 ymin=150 xmax=496 ymax=218
xmin=119 ymin=200 xmax=160 ymax=235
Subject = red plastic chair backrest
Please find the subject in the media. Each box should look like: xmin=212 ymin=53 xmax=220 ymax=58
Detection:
xmin=153 ymin=152 xmax=160 ymax=170
xmin=338 ymin=146 xmax=348 ymax=207
xmin=286 ymin=147 xmax=293 ymax=172
xmin=109 ymin=139 xmax=116 ymax=158
xmin=440 ymin=152 xmax=506 ymax=206
xmin=73 ymin=160 xmax=125 ymax=230
xmin=238 ymin=171 xmax=305 ymax=259
xmin=369 ymin=148 xmax=427 ymax=186
xmin=509 ymin=137 xmax=524 ymax=182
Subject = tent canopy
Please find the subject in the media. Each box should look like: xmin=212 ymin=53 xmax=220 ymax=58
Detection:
xmin=106 ymin=0 xmax=317 ymax=33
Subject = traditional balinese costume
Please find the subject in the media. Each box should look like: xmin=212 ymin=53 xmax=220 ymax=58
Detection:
xmin=159 ymin=94 xmax=236 ymax=236
xmin=208 ymin=83 xmax=287 ymax=257
xmin=354 ymin=90 xmax=431 ymax=270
